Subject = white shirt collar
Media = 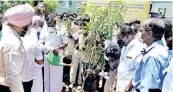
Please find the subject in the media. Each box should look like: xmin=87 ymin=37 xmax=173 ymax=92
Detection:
xmin=3 ymin=24 xmax=21 ymax=39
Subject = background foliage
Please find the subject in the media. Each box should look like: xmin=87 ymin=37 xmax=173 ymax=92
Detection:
xmin=78 ymin=1 xmax=127 ymax=90
xmin=79 ymin=0 xmax=127 ymax=64
xmin=0 ymin=0 xmax=58 ymax=14
xmin=43 ymin=0 xmax=58 ymax=13
xmin=0 ymin=0 xmax=34 ymax=13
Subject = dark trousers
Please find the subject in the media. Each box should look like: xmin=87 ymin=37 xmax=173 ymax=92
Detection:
xmin=23 ymin=80 xmax=33 ymax=92
xmin=149 ymin=88 xmax=162 ymax=92
xmin=63 ymin=57 xmax=72 ymax=85
xmin=0 ymin=85 xmax=11 ymax=92
xmin=135 ymin=89 xmax=162 ymax=92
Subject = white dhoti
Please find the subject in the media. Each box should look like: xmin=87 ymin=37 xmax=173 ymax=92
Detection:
xmin=44 ymin=50 xmax=64 ymax=92
xmin=31 ymin=63 xmax=43 ymax=92
xmin=44 ymin=59 xmax=64 ymax=92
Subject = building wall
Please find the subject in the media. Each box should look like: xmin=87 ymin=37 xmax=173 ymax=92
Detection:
xmin=151 ymin=1 xmax=172 ymax=19
xmin=56 ymin=0 xmax=82 ymax=14
xmin=55 ymin=0 xmax=172 ymax=20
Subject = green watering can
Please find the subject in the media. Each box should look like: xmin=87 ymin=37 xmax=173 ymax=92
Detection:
xmin=46 ymin=52 xmax=65 ymax=66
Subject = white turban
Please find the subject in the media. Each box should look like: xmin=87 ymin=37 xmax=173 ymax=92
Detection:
xmin=4 ymin=3 xmax=35 ymax=27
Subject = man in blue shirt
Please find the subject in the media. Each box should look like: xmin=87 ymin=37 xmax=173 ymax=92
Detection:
xmin=132 ymin=18 xmax=169 ymax=92
xmin=162 ymin=20 xmax=172 ymax=92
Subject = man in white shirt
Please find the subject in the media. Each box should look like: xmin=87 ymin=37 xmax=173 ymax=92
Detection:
xmin=21 ymin=15 xmax=44 ymax=92
xmin=39 ymin=14 xmax=68 ymax=92
xmin=30 ymin=15 xmax=44 ymax=92
xmin=21 ymin=27 xmax=43 ymax=92
xmin=0 ymin=3 xmax=35 ymax=92
xmin=115 ymin=25 xmax=144 ymax=92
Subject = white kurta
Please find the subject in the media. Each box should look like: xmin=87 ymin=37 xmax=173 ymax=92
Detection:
xmin=30 ymin=27 xmax=44 ymax=92
xmin=31 ymin=63 xmax=43 ymax=92
xmin=39 ymin=27 xmax=64 ymax=92
xmin=21 ymin=28 xmax=43 ymax=82
xmin=20 ymin=28 xmax=43 ymax=92
xmin=116 ymin=38 xmax=145 ymax=92
xmin=0 ymin=24 xmax=27 ymax=92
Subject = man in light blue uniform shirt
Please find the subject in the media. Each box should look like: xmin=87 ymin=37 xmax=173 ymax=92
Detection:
xmin=132 ymin=18 xmax=169 ymax=92
xmin=162 ymin=20 xmax=172 ymax=92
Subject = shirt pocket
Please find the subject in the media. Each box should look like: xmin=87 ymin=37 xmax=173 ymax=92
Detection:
xmin=126 ymin=56 xmax=135 ymax=71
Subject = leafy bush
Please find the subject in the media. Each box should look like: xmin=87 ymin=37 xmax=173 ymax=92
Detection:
xmin=78 ymin=1 xmax=127 ymax=90
xmin=79 ymin=0 xmax=127 ymax=64
xmin=43 ymin=0 xmax=58 ymax=13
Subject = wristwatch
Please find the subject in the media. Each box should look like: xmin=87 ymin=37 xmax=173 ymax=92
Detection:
xmin=125 ymin=86 xmax=130 ymax=92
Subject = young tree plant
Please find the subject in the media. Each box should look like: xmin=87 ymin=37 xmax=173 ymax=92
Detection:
xmin=78 ymin=1 xmax=127 ymax=91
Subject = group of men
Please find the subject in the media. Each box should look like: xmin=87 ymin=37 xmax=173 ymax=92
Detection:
xmin=0 ymin=3 xmax=91 ymax=92
xmin=0 ymin=3 xmax=172 ymax=92
xmin=111 ymin=18 xmax=172 ymax=92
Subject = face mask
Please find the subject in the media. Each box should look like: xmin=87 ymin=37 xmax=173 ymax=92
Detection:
xmin=167 ymin=43 xmax=172 ymax=50
xmin=117 ymin=39 xmax=125 ymax=48
xmin=47 ymin=27 xmax=56 ymax=33
xmin=167 ymin=39 xmax=172 ymax=50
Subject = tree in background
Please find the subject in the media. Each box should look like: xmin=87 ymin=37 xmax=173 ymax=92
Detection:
xmin=43 ymin=0 xmax=58 ymax=13
xmin=0 ymin=0 xmax=34 ymax=13
xmin=0 ymin=1 xmax=11 ymax=13
xmin=77 ymin=1 xmax=127 ymax=91
xmin=28 ymin=0 xmax=34 ymax=6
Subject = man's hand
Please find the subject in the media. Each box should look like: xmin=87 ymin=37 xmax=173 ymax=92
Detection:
xmin=35 ymin=60 xmax=43 ymax=65
xmin=53 ymin=47 xmax=59 ymax=55
xmin=66 ymin=64 xmax=72 ymax=67
xmin=58 ymin=43 xmax=68 ymax=50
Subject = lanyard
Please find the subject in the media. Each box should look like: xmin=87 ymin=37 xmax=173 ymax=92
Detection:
xmin=141 ymin=46 xmax=155 ymax=56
